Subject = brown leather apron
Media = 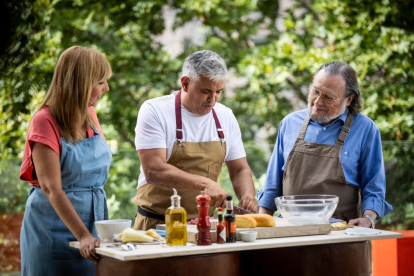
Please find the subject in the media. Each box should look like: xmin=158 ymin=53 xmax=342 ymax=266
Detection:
xmin=133 ymin=91 xmax=226 ymax=230
xmin=282 ymin=113 xmax=361 ymax=221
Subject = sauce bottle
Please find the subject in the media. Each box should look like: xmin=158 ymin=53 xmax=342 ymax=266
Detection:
xmin=165 ymin=188 xmax=187 ymax=246
xmin=216 ymin=208 xmax=226 ymax=244
xmin=224 ymin=195 xmax=236 ymax=243
xmin=195 ymin=191 xmax=212 ymax=246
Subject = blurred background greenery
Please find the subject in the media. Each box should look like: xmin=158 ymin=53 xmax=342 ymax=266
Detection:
xmin=1 ymin=1 xmax=414 ymax=270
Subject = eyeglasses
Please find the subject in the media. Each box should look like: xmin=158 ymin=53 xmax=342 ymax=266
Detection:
xmin=309 ymin=86 xmax=343 ymax=104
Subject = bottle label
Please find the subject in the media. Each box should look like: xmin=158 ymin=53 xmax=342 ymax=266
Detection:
xmin=230 ymin=222 xmax=236 ymax=233
xmin=219 ymin=226 xmax=226 ymax=241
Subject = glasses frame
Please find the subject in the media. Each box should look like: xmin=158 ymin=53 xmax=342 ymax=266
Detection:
xmin=309 ymin=86 xmax=344 ymax=104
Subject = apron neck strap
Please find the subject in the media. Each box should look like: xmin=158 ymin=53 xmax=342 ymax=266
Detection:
xmin=175 ymin=90 xmax=225 ymax=142
xmin=335 ymin=112 xmax=354 ymax=146
xmin=90 ymin=123 xmax=100 ymax=135
xmin=297 ymin=116 xmax=311 ymax=141
xmin=175 ymin=90 xmax=183 ymax=140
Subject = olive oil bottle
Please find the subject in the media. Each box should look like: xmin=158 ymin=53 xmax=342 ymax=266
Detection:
xmin=165 ymin=188 xmax=187 ymax=246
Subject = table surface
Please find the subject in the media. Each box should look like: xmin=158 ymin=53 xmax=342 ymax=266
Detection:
xmin=70 ymin=219 xmax=402 ymax=261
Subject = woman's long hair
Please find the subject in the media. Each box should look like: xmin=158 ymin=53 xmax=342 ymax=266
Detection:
xmin=41 ymin=46 xmax=112 ymax=143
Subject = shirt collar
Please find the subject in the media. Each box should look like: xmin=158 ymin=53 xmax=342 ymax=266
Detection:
xmin=311 ymin=108 xmax=349 ymax=127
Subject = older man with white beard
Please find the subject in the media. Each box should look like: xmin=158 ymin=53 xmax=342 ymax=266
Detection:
xmin=258 ymin=61 xmax=392 ymax=228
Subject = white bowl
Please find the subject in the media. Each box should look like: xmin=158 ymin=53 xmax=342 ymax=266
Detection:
xmin=275 ymin=195 xmax=338 ymax=225
xmin=239 ymin=231 xmax=258 ymax=242
xmin=95 ymin=219 xmax=132 ymax=241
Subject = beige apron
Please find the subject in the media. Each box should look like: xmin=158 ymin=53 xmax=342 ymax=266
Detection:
xmin=282 ymin=113 xmax=361 ymax=221
xmin=133 ymin=91 xmax=226 ymax=230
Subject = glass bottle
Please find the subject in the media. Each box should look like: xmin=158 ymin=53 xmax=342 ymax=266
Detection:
xmin=216 ymin=208 xmax=226 ymax=244
xmin=224 ymin=195 xmax=236 ymax=243
xmin=165 ymin=188 xmax=187 ymax=246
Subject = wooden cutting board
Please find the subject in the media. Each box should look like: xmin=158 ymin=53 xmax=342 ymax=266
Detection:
xmin=187 ymin=218 xmax=331 ymax=243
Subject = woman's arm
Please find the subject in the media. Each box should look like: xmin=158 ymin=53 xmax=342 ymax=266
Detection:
xmin=32 ymin=142 xmax=99 ymax=264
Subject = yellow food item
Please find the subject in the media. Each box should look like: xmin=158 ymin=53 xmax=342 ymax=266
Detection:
xmin=245 ymin=214 xmax=276 ymax=227
xmin=236 ymin=215 xmax=257 ymax=228
xmin=145 ymin=229 xmax=165 ymax=242
xmin=118 ymin=228 xmax=155 ymax=243
xmin=331 ymin=221 xmax=350 ymax=230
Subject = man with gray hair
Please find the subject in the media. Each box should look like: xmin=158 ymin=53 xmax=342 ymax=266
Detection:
xmin=133 ymin=50 xmax=258 ymax=230
xmin=258 ymin=61 xmax=392 ymax=228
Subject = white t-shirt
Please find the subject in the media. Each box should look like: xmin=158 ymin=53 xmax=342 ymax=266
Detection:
xmin=135 ymin=92 xmax=246 ymax=188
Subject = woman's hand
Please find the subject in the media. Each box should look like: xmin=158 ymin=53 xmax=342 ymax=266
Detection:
xmin=79 ymin=234 xmax=100 ymax=264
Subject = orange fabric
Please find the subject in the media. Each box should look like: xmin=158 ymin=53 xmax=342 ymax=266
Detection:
xmin=372 ymin=239 xmax=398 ymax=276
xmin=20 ymin=106 xmax=104 ymax=186
xmin=371 ymin=230 xmax=414 ymax=276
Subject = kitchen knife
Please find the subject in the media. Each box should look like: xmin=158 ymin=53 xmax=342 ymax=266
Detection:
xmin=233 ymin=205 xmax=254 ymax=214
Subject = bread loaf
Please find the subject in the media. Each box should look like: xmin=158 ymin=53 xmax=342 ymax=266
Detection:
xmin=245 ymin=214 xmax=276 ymax=227
xmin=236 ymin=215 xmax=257 ymax=228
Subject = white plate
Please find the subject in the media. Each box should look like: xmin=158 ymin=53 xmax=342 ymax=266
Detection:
xmin=345 ymin=227 xmax=382 ymax=236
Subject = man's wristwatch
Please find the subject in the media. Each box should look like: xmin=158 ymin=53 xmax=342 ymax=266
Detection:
xmin=363 ymin=214 xmax=375 ymax=229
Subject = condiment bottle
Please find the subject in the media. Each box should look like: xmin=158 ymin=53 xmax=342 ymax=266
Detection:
xmin=216 ymin=208 xmax=226 ymax=244
xmin=195 ymin=191 xmax=212 ymax=246
xmin=165 ymin=188 xmax=187 ymax=246
xmin=224 ymin=195 xmax=236 ymax=243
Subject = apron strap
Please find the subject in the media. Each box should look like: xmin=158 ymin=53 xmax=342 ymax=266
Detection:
xmin=297 ymin=116 xmax=311 ymax=141
xmin=335 ymin=112 xmax=354 ymax=146
xmin=175 ymin=90 xmax=183 ymax=141
xmin=63 ymin=186 xmax=108 ymax=222
xmin=175 ymin=90 xmax=225 ymax=144
xmin=90 ymin=123 xmax=100 ymax=136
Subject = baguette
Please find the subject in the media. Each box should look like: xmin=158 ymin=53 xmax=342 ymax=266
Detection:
xmin=245 ymin=214 xmax=276 ymax=227
xmin=236 ymin=215 xmax=257 ymax=228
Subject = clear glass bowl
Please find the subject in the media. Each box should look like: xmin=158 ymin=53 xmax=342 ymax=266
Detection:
xmin=95 ymin=219 xmax=132 ymax=241
xmin=275 ymin=195 xmax=338 ymax=225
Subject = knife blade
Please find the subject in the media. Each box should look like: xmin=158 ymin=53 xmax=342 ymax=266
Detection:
xmin=233 ymin=205 xmax=254 ymax=214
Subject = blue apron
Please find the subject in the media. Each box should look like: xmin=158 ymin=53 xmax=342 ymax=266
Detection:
xmin=20 ymin=125 xmax=112 ymax=276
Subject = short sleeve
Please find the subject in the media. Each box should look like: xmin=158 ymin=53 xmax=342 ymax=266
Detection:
xmin=88 ymin=106 xmax=105 ymax=139
xmin=20 ymin=108 xmax=61 ymax=184
xmin=135 ymin=102 xmax=167 ymax=150
xmin=225 ymin=110 xmax=246 ymax=161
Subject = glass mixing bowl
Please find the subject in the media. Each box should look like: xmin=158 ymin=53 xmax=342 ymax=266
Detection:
xmin=275 ymin=195 xmax=338 ymax=225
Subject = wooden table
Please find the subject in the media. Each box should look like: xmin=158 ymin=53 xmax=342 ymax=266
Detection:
xmin=70 ymin=219 xmax=402 ymax=276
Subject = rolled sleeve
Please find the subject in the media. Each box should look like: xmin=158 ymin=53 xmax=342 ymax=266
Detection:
xmin=257 ymin=189 xmax=278 ymax=211
xmin=361 ymin=197 xmax=393 ymax=220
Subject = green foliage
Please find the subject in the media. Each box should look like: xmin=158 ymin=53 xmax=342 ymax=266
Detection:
xmin=105 ymin=149 xmax=141 ymax=220
xmin=0 ymin=158 xmax=29 ymax=213
xmin=378 ymin=141 xmax=414 ymax=229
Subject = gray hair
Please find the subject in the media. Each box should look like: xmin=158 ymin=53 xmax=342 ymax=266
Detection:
xmin=314 ymin=61 xmax=363 ymax=115
xmin=182 ymin=50 xmax=227 ymax=82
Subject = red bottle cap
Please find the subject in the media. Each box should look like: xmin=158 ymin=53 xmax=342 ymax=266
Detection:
xmin=196 ymin=191 xmax=211 ymax=204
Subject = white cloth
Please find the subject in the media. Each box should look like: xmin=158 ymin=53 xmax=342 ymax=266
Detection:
xmin=135 ymin=92 xmax=246 ymax=188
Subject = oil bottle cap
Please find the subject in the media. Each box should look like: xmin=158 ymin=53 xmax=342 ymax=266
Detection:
xmin=171 ymin=188 xmax=181 ymax=200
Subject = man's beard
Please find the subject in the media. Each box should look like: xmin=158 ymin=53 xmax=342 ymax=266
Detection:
xmin=308 ymin=100 xmax=348 ymax=124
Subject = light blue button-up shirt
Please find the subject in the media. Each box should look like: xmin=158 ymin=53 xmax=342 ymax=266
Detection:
xmin=257 ymin=108 xmax=393 ymax=219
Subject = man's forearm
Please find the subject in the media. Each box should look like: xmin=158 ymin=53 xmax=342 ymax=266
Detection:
xmin=259 ymin=206 xmax=275 ymax=216
xmin=230 ymin=167 xmax=255 ymax=199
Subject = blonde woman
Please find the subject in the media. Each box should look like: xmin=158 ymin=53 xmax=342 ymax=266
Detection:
xmin=20 ymin=46 xmax=112 ymax=275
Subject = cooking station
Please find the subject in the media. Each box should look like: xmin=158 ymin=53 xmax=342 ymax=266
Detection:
xmin=69 ymin=218 xmax=402 ymax=276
